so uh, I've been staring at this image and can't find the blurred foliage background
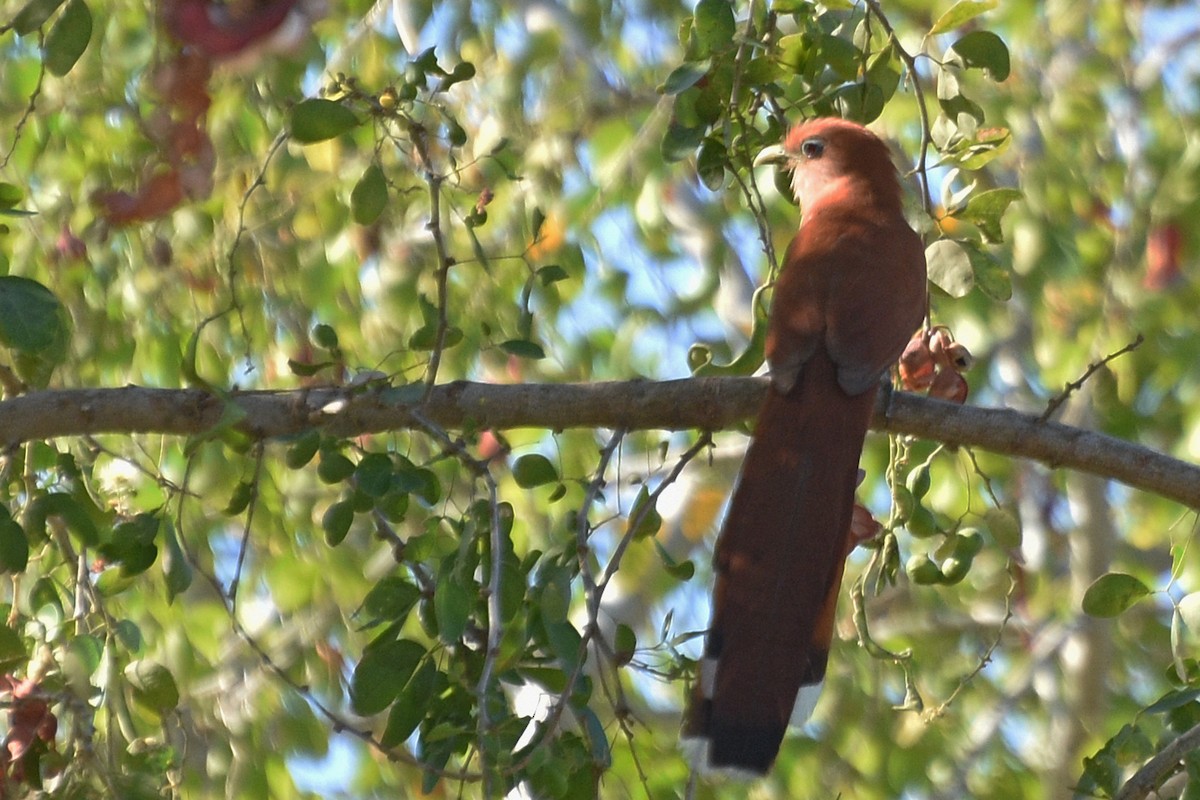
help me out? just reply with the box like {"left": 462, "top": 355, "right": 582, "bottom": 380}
{"left": 1, "top": 0, "right": 1200, "bottom": 798}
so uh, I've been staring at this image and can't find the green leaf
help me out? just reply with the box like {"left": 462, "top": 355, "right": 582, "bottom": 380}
{"left": 613, "top": 623, "right": 636, "bottom": 666}
{"left": 290, "top": 99, "right": 359, "bottom": 144}
{"left": 1082, "top": 573, "right": 1151, "bottom": 618}
{"left": 928, "top": 0, "right": 998, "bottom": 36}
{"left": 654, "top": 539, "right": 695, "bottom": 581}
{"left": 285, "top": 431, "right": 322, "bottom": 469}
{"left": 1144, "top": 688, "right": 1200, "bottom": 716}
{"left": 0, "top": 627, "right": 27, "bottom": 672}
{"left": 408, "top": 323, "right": 463, "bottom": 350}
{"left": 94, "top": 568, "right": 136, "bottom": 596}
{"left": 0, "top": 275, "right": 71, "bottom": 356}
{"left": 160, "top": 518, "right": 192, "bottom": 603}
{"left": 696, "top": 137, "right": 726, "bottom": 191}
{"left": 627, "top": 486, "right": 662, "bottom": 538}
{"left": 65, "top": 634, "right": 102, "bottom": 681}
{"left": 381, "top": 659, "right": 437, "bottom": 746}
{"left": 956, "top": 126, "right": 1012, "bottom": 170}
{"left": 312, "top": 323, "right": 339, "bottom": 349}
{"left": 693, "top": 0, "right": 735, "bottom": 55}
{"left": 224, "top": 480, "right": 254, "bottom": 515}
{"left": 43, "top": 0, "right": 91, "bottom": 77}
{"left": 500, "top": 339, "right": 546, "bottom": 360}
{"left": 513, "top": 454, "right": 558, "bottom": 488}
{"left": 433, "top": 577, "right": 471, "bottom": 643}
{"left": 690, "top": 285, "right": 768, "bottom": 376}
{"left": 538, "top": 265, "right": 569, "bottom": 285}
{"left": 968, "top": 245, "right": 1012, "bottom": 301}
{"left": 125, "top": 660, "right": 180, "bottom": 714}
{"left": 102, "top": 514, "right": 160, "bottom": 576}
{"left": 0, "top": 519, "right": 28, "bottom": 573}
{"left": 579, "top": 706, "right": 612, "bottom": 768}
{"left": 543, "top": 619, "right": 582, "bottom": 671}
{"left": 949, "top": 30, "right": 1010, "bottom": 81}
{"left": 662, "top": 60, "right": 711, "bottom": 95}
{"left": 322, "top": 501, "right": 354, "bottom": 546}
{"left": 12, "top": 0, "right": 66, "bottom": 34}
{"left": 361, "top": 576, "right": 421, "bottom": 624}
{"left": 440, "top": 61, "right": 475, "bottom": 90}
{"left": 351, "top": 164, "right": 388, "bottom": 225}
{"left": 818, "top": 33, "right": 860, "bottom": 81}
{"left": 865, "top": 43, "right": 902, "bottom": 105}
{"left": 350, "top": 638, "right": 424, "bottom": 715}
{"left": 27, "top": 492, "right": 99, "bottom": 547}
{"left": 538, "top": 566, "right": 572, "bottom": 624}
{"left": 925, "top": 239, "right": 974, "bottom": 298}
{"left": 355, "top": 453, "right": 394, "bottom": 498}
{"left": 317, "top": 450, "right": 356, "bottom": 484}
{"left": 984, "top": 507, "right": 1021, "bottom": 548}
{"left": 661, "top": 121, "right": 705, "bottom": 163}
{"left": 0, "top": 183, "right": 23, "bottom": 210}
{"left": 1177, "top": 592, "right": 1200, "bottom": 640}
{"left": 960, "top": 187, "right": 1022, "bottom": 242}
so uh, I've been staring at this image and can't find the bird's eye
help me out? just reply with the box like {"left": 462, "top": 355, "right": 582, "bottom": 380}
{"left": 800, "top": 138, "right": 825, "bottom": 159}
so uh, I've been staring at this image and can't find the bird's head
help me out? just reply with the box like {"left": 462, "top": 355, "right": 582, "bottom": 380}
{"left": 754, "top": 118, "right": 903, "bottom": 211}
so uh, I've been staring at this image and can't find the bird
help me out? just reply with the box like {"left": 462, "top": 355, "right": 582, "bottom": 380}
{"left": 681, "top": 118, "right": 928, "bottom": 775}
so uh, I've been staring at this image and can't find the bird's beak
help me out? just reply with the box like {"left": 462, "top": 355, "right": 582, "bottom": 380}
{"left": 753, "top": 144, "right": 789, "bottom": 168}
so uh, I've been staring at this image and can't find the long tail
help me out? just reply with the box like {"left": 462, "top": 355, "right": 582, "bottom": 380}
{"left": 682, "top": 347, "right": 876, "bottom": 774}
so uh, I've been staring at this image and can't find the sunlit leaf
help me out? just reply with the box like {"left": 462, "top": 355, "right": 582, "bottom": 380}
{"left": 125, "top": 660, "right": 180, "bottom": 714}
{"left": 1082, "top": 573, "right": 1151, "bottom": 618}
{"left": 959, "top": 187, "right": 1022, "bottom": 242}
{"left": 928, "top": 0, "right": 998, "bottom": 35}
{"left": 0, "top": 183, "right": 23, "bottom": 209}
{"left": 290, "top": 98, "right": 359, "bottom": 143}
{"left": 925, "top": 239, "right": 975, "bottom": 298}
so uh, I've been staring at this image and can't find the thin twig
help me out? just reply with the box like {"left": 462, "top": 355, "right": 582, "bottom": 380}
{"left": 595, "top": 433, "right": 713, "bottom": 596}
{"left": 228, "top": 440, "right": 265, "bottom": 611}
{"left": 0, "top": 58, "right": 44, "bottom": 169}
{"left": 226, "top": 131, "right": 289, "bottom": 351}
{"left": 1040, "top": 333, "right": 1144, "bottom": 422}
{"left": 578, "top": 431, "right": 628, "bottom": 601}
{"left": 407, "top": 124, "right": 456, "bottom": 401}
{"left": 923, "top": 558, "right": 1018, "bottom": 720}
{"left": 862, "top": 0, "right": 933, "bottom": 212}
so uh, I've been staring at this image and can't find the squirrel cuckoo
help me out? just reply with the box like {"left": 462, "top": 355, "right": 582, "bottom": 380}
{"left": 681, "top": 118, "right": 927, "bottom": 775}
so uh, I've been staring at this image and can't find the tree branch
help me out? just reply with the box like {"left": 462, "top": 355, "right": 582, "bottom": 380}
{"left": 1116, "top": 720, "right": 1200, "bottom": 800}
{"left": 2, "top": 378, "right": 1198, "bottom": 508}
